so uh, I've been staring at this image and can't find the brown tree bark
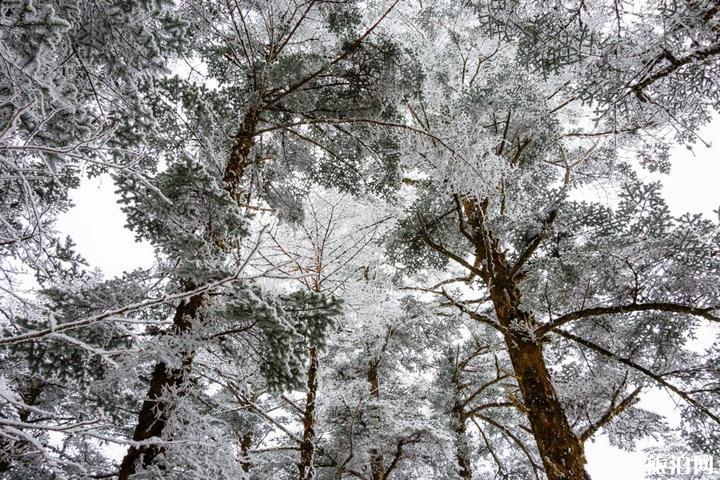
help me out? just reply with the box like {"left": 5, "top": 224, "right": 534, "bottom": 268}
{"left": 454, "top": 409, "right": 473, "bottom": 480}
{"left": 117, "top": 294, "right": 203, "bottom": 479}
{"left": 239, "top": 431, "right": 253, "bottom": 473}
{"left": 462, "top": 201, "right": 589, "bottom": 480}
{"left": 488, "top": 264, "right": 587, "bottom": 479}
{"left": 298, "top": 346, "right": 320, "bottom": 480}
{"left": 223, "top": 105, "right": 262, "bottom": 201}
{"left": 502, "top": 331, "right": 587, "bottom": 480}
{"left": 118, "top": 106, "right": 260, "bottom": 478}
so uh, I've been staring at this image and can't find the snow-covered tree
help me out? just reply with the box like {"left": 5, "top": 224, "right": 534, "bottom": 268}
{"left": 1, "top": 0, "right": 719, "bottom": 478}
{"left": 388, "top": 1, "right": 720, "bottom": 478}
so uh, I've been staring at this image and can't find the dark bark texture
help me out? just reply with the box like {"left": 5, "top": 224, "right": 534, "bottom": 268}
{"left": 462, "top": 201, "right": 589, "bottom": 480}
{"left": 451, "top": 371, "right": 473, "bottom": 480}
{"left": 117, "top": 294, "right": 203, "bottom": 479}
{"left": 0, "top": 377, "right": 45, "bottom": 473}
{"left": 239, "top": 431, "right": 253, "bottom": 473}
{"left": 299, "top": 346, "right": 320, "bottom": 480}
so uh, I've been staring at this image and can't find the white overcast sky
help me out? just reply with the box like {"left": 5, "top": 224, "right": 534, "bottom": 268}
{"left": 55, "top": 119, "right": 719, "bottom": 479}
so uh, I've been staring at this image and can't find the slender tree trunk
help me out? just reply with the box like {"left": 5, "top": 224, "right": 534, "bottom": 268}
{"left": 239, "top": 431, "right": 253, "bottom": 473}
{"left": 298, "top": 346, "right": 320, "bottom": 480}
{"left": 118, "top": 106, "right": 261, "bottom": 478}
{"left": 450, "top": 372, "right": 472, "bottom": 480}
{"left": 367, "top": 361, "right": 385, "bottom": 480}
{"left": 463, "top": 202, "right": 589, "bottom": 480}
{"left": 453, "top": 407, "right": 473, "bottom": 480}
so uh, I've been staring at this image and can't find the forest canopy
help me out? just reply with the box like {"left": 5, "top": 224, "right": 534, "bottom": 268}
{"left": 1, "top": 0, "right": 719, "bottom": 479}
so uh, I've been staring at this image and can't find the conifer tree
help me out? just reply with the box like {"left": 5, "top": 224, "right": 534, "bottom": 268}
{"left": 1, "top": 0, "right": 719, "bottom": 479}
{"left": 389, "top": 1, "right": 720, "bottom": 478}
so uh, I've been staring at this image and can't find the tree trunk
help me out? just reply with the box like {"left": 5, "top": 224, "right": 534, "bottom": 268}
{"left": 118, "top": 294, "right": 202, "bottom": 479}
{"left": 451, "top": 372, "right": 472, "bottom": 480}
{"left": 118, "top": 105, "right": 260, "bottom": 478}
{"left": 463, "top": 201, "right": 589, "bottom": 480}
{"left": 298, "top": 346, "right": 319, "bottom": 480}
{"left": 239, "top": 431, "right": 253, "bottom": 473}
{"left": 224, "top": 105, "right": 262, "bottom": 201}
{"left": 367, "top": 361, "right": 385, "bottom": 480}
{"left": 486, "top": 270, "right": 588, "bottom": 479}
{"left": 454, "top": 409, "right": 473, "bottom": 480}
{"left": 502, "top": 328, "right": 588, "bottom": 480}
{"left": 488, "top": 259, "right": 588, "bottom": 480}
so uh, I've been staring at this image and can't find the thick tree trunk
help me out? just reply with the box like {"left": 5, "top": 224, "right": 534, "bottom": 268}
{"left": 118, "top": 105, "right": 260, "bottom": 478}
{"left": 367, "top": 361, "right": 385, "bottom": 480}
{"left": 486, "top": 265, "right": 587, "bottom": 479}
{"left": 118, "top": 294, "right": 203, "bottom": 479}
{"left": 298, "top": 346, "right": 319, "bottom": 480}
{"left": 462, "top": 201, "right": 589, "bottom": 480}
{"left": 224, "top": 105, "right": 262, "bottom": 201}
{"left": 487, "top": 261, "right": 588, "bottom": 480}
{"left": 503, "top": 332, "right": 587, "bottom": 480}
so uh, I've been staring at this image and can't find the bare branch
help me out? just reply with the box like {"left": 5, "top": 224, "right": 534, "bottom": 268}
{"left": 579, "top": 386, "right": 642, "bottom": 442}
{"left": 510, "top": 209, "right": 557, "bottom": 279}
{"left": 555, "top": 329, "right": 720, "bottom": 426}
{"left": 537, "top": 302, "right": 720, "bottom": 337}
{"left": 631, "top": 42, "right": 720, "bottom": 99}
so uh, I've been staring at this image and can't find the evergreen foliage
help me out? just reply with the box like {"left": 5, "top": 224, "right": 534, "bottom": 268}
{"left": 1, "top": 0, "right": 719, "bottom": 479}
